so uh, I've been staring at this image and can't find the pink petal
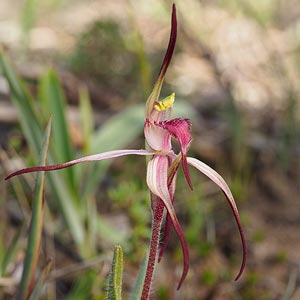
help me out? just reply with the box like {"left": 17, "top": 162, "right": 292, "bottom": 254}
{"left": 145, "top": 4, "right": 177, "bottom": 119}
{"left": 159, "top": 156, "right": 180, "bottom": 261}
{"left": 147, "top": 155, "right": 189, "bottom": 289}
{"left": 144, "top": 120, "right": 172, "bottom": 151}
{"left": 5, "top": 149, "right": 154, "bottom": 180}
{"left": 147, "top": 155, "right": 170, "bottom": 201}
{"left": 160, "top": 118, "right": 193, "bottom": 189}
{"left": 187, "top": 157, "right": 247, "bottom": 280}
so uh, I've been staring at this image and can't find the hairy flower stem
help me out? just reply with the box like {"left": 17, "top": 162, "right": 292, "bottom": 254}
{"left": 141, "top": 199, "right": 165, "bottom": 300}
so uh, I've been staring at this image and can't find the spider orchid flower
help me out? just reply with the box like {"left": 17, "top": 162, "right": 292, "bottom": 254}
{"left": 5, "top": 4, "right": 246, "bottom": 296}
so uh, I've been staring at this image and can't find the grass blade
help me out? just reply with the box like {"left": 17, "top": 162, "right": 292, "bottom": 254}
{"left": 129, "top": 257, "right": 147, "bottom": 300}
{"left": 79, "top": 86, "right": 94, "bottom": 154}
{"left": 0, "top": 51, "right": 43, "bottom": 153}
{"left": 106, "top": 245, "right": 123, "bottom": 300}
{"left": 16, "top": 116, "right": 52, "bottom": 300}
{"left": 39, "top": 69, "right": 76, "bottom": 191}
{"left": 1, "top": 225, "right": 23, "bottom": 276}
{"left": 30, "top": 259, "right": 53, "bottom": 300}
{"left": 79, "top": 88, "right": 97, "bottom": 253}
{"left": 1, "top": 52, "right": 84, "bottom": 250}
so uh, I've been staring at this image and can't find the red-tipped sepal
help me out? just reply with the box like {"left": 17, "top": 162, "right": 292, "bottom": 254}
{"left": 187, "top": 157, "right": 247, "bottom": 280}
{"left": 5, "top": 149, "right": 154, "bottom": 180}
{"left": 147, "top": 155, "right": 189, "bottom": 289}
{"left": 145, "top": 4, "right": 177, "bottom": 118}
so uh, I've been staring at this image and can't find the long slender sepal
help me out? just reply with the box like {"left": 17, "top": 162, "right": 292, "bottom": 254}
{"left": 145, "top": 4, "right": 177, "bottom": 118}
{"left": 187, "top": 157, "right": 247, "bottom": 280}
{"left": 5, "top": 149, "right": 154, "bottom": 180}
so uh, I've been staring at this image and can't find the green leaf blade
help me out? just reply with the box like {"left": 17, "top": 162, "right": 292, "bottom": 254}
{"left": 106, "top": 245, "right": 123, "bottom": 300}
{"left": 39, "top": 69, "right": 76, "bottom": 191}
{"left": 129, "top": 257, "right": 147, "bottom": 300}
{"left": 0, "top": 52, "right": 43, "bottom": 154}
{"left": 16, "top": 116, "right": 52, "bottom": 300}
{"left": 1, "top": 53, "right": 85, "bottom": 251}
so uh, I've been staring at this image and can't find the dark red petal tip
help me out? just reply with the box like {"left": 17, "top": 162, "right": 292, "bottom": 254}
{"left": 182, "top": 155, "right": 193, "bottom": 190}
{"left": 5, "top": 164, "right": 71, "bottom": 180}
{"left": 145, "top": 3, "right": 177, "bottom": 117}
{"left": 234, "top": 225, "right": 247, "bottom": 281}
{"left": 157, "top": 3, "right": 177, "bottom": 80}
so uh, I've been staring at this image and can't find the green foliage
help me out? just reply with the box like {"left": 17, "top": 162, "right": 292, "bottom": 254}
{"left": 252, "top": 230, "right": 266, "bottom": 243}
{"left": 0, "top": 52, "right": 145, "bottom": 259}
{"left": 274, "top": 251, "right": 288, "bottom": 263}
{"left": 201, "top": 270, "right": 218, "bottom": 286}
{"left": 240, "top": 272, "right": 271, "bottom": 300}
{"left": 109, "top": 181, "right": 150, "bottom": 256}
{"left": 0, "top": 52, "right": 85, "bottom": 249}
{"left": 177, "top": 176, "right": 213, "bottom": 256}
{"left": 68, "top": 269, "right": 100, "bottom": 300}
{"left": 157, "top": 286, "right": 168, "bottom": 300}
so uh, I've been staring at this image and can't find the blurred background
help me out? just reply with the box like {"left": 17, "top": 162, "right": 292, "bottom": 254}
{"left": 1, "top": 0, "right": 300, "bottom": 299}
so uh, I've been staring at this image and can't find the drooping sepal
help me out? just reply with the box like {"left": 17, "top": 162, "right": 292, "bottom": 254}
{"left": 146, "top": 155, "right": 189, "bottom": 289}
{"left": 187, "top": 157, "right": 247, "bottom": 280}
{"left": 5, "top": 149, "right": 154, "bottom": 180}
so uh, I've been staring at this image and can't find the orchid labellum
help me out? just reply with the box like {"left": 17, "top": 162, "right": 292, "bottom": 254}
{"left": 5, "top": 4, "right": 246, "bottom": 299}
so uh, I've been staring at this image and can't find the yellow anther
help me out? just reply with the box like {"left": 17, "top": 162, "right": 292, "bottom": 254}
{"left": 154, "top": 92, "right": 175, "bottom": 111}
